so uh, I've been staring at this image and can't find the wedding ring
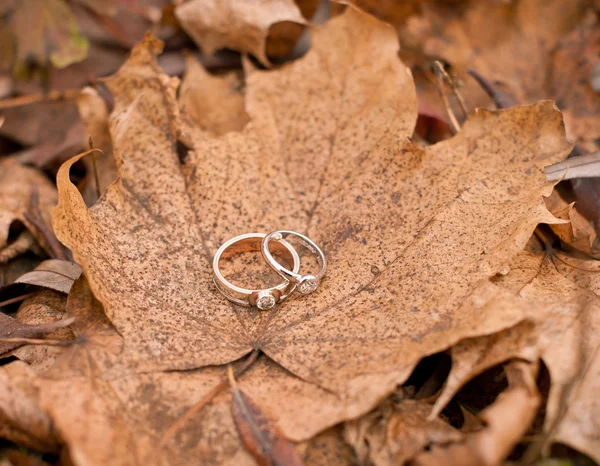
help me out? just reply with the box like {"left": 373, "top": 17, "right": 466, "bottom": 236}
{"left": 212, "top": 233, "right": 300, "bottom": 310}
{"left": 261, "top": 230, "right": 327, "bottom": 295}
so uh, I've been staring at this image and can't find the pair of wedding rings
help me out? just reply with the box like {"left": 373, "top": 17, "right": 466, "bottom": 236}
{"left": 212, "top": 230, "right": 326, "bottom": 310}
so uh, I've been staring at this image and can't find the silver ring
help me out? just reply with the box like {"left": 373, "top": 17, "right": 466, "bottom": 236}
{"left": 212, "top": 233, "right": 300, "bottom": 310}
{"left": 261, "top": 230, "right": 327, "bottom": 295}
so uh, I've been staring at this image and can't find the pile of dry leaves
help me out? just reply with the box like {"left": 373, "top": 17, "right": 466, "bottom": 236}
{"left": 0, "top": 1, "right": 599, "bottom": 465}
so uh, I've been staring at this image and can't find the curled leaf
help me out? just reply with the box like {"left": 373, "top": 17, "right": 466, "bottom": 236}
{"left": 175, "top": 0, "right": 307, "bottom": 66}
{"left": 15, "top": 259, "right": 82, "bottom": 294}
{"left": 229, "top": 367, "right": 305, "bottom": 466}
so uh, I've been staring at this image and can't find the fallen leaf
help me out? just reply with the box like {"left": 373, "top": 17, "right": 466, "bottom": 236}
{"left": 0, "top": 230, "right": 36, "bottom": 264}
{"left": 414, "top": 361, "right": 541, "bottom": 466}
{"left": 344, "top": 397, "right": 462, "bottom": 466}
{"left": 16, "top": 120, "right": 86, "bottom": 169}
{"left": 14, "top": 259, "right": 82, "bottom": 294}
{"left": 0, "top": 361, "right": 60, "bottom": 453}
{"left": 548, "top": 13, "right": 600, "bottom": 154}
{"left": 0, "top": 101, "right": 81, "bottom": 148}
{"left": 428, "top": 237, "right": 600, "bottom": 463}
{"left": 426, "top": 0, "right": 599, "bottom": 149}
{"left": 544, "top": 190, "right": 599, "bottom": 257}
{"left": 551, "top": 346, "right": 600, "bottom": 464}
{"left": 0, "top": 307, "right": 73, "bottom": 355}
{"left": 179, "top": 54, "right": 249, "bottom": 136}
{"left": 10, "top": 289, "right": 73, "bottom": 372}
{"left": 302, "top": 427, "right": 355, "bottom": 466}
{"left": 0, "top": 254, "right": 41, "bottom": 289}
{"left": 175, "top": 0, "right": 307, "bottom": 66}
{"left": 51, "top": 7, "right": 573, "bottom": 454}
{"left": 229, "top": 366, "right": 305, "bottom": 466}
{"left": 0, "top": 0, "right": 89, "bottom": 75}
{"left": 0, "top": 158, "right": 59, "bottom": 261}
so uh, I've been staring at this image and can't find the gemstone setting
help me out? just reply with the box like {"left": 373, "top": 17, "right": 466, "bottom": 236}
{"left": 256, "top": 291, "right": 277, "bottom": 310}
{"left": 298, "top": 276, "right": 318, "bottom": 295}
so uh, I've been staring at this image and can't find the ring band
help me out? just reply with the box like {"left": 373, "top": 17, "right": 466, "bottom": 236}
{"left": 212, "top": 233, "right": 300, "bottom": 310}
{"left": 261, "top": 230, "right": 327, "bottom": 295}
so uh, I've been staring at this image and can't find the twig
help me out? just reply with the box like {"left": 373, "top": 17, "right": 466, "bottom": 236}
{"left": 434, "top": 61, "right": 468, "bottom": 119}
{"left": 161, "top": 349, "right": 260, "bottom": 445}
{"left": 0, "top": 293, "right": 37, "bottom": 308}
{"left": 0, "top": 337, "right": 75, "bottom": 346}
{"left": 432, "top": 61, "right": 462, "bottom": 133}
{"left": 89, "top": 137, "right": 102, "bottom": 199}
{"left": 0, "top": 89, "right": 80, "bottom": 110}
{"left": 467, "top": 68, "right": 516, "bottom": 109}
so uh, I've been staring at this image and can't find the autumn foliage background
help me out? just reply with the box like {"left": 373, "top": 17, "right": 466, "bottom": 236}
{"left": 0, "top": 1, "right": 600, "bottom": 465}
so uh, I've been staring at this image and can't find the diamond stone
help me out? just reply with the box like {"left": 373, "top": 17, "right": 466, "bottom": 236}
{"left": 298, "top": 277, "right": 318, "bottom": 295}
{"left": 256, "top": 292, "right": 276, "bottom": 310}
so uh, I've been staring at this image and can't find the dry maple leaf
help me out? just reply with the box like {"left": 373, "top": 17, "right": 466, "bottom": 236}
{"left": 175, "top": 0, "right": 309, "bottom": 66}
{"left": 54, "top": 0, "right": 570, "bottom": 437}
{"left": 48, "top": 6, "right": 575, "bottom": 464}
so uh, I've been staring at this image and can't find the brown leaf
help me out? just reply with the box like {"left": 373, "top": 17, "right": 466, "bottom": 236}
{"left": 544, "top": 190, "right": 599, "bottom": 257}
{"left": 14, "top": 259, "right": 82, "bottom": 294}
{"left": 0, "top": 307, "right": 73, "bottom": 356}
{"left": 0, "top": 100, "right": 81, "bottom": 148}
{"left": 552, "top": 347, "right": 600, "bottom": 463}
{"left": 0, "top": 158, "right": 58, "bottom": 260}
{"left": 50, "top": 7, "right": 574, "bottom": 451}
{"left": 229, "top": 367, "right": 305, "bottom": 466}
{"left": 175, "top": 0, "right": 307, "bottom": 66}
{"left": 0, "top": 360, "right": 60, "bottom": 452}
{"left": 414, "top": 361, "right": 541, "bottom": 466}
{"left": 430, "top": 1, "right": 599, "bottom": 150}
{"left": 0, "top": 0, "right": 88, "bottom": 75}
{"left": 16, "top": 120, "right": 86, "bottom": 169}
{"left": 179, "top": 54, "right": 249, "bottom": 136}
{"left": 0, "top": 231, "right": 36, "bottom": 264}
{"left": 549, "top": 13, "right": 600, "bottom": 154}
{"left": 345, "top": 398, "right": 462, "bottom": 466}
{"left": 429, "top": 239, "right": 600, "bottom": 463}
{"left": 10, "top": 289, "right": 73, "bottom": 372}
{"left": 302, "top": 427, "right": 356, "bottom": 466}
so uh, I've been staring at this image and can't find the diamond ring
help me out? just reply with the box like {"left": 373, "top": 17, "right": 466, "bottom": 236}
{"left": 212, "top": 233, "right": 300, "bottom": 310}
{"left": 261, "top": 230, "right": 327, "bottom": 295}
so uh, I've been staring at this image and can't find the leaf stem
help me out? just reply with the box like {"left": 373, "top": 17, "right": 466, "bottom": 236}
{"left": 89, "top": 137, "right": 102, "bottom": 200}
{"left": 0, "top": 337, "right": 74, "bottom": 346}
{"left": 432, "top": 61, "right": 463, "bottom": 133}
{"left": 0, "top": 293, "right": 37, "bottom": 308}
